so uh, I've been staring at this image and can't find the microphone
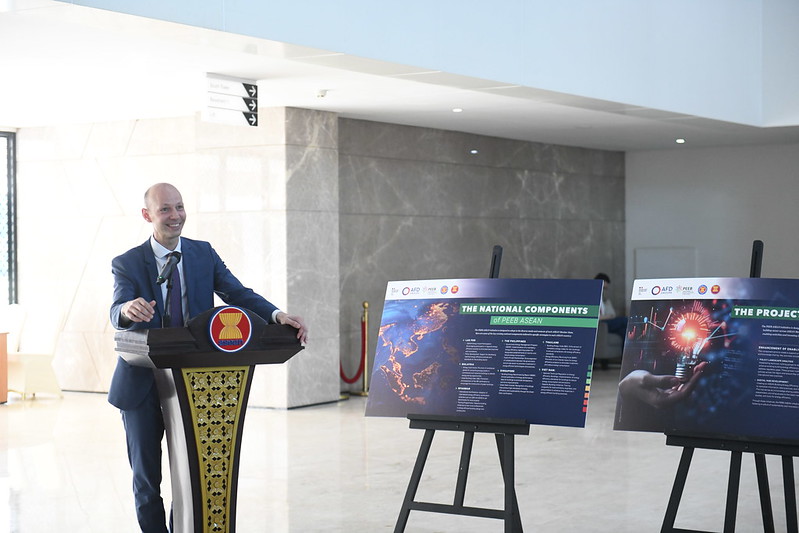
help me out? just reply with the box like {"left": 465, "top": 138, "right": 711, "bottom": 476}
{"left": 156, "top": 252, "right": 182, "bottom": 285}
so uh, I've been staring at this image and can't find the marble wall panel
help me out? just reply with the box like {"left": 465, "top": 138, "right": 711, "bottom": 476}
{"left": 192, "top": 211, "right": 288, "bottom": 307}
{"left": 126, "top": 116, "right": 197, "bottom": 156}
{"left": 340, "top": 156, "right": 536, "bottom": 218}
{"left": 285, "top": 144, "right": 338, "bottom": 212}
{"left": 338, "top": 119, "right": 625, "bottom": 389}
{"left": 193, "top": 147, "right": 287, "bottom": 214}
{"left": 52, "top": 331, "right": 114, "bottom": 393}
{"left": 250, "top": 357, "right": 288, "bottom": 407}
{"left": 284, "top": 107, "right": 338, "bottom": 150}
{"left": 339, "top": 158, "right": 607, "bottom": 222}
{"left": 339, "top": 118, "right": 622, "bottom": 177}
{"left": 340, "top": 119, "right": 544, "bottom": 169}
{"left": 587, "top": 174, "right": 626, "bottom": 222}
{"left": 81, "top": 121, "right": 139, "bottom": 159}
{"left": 16, "top": 123, "right": 95, "bottom": 161}
{"left": 283, "top": 108, "right": 340, "bottom": 408}
{"left": 287, "top": 335, "right": 339, "bottom": 408}
{"left": 285, "top": 210, "right": 338, "bottom": 333}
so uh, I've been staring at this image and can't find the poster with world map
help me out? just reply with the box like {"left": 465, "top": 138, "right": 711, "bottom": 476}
{"left": 365, "top": 278, "right": 603, "bottom": 427}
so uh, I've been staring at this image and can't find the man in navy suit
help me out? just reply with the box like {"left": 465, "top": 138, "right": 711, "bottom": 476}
{"left": 109, "top": 183, "right": 308, "bottom": 532}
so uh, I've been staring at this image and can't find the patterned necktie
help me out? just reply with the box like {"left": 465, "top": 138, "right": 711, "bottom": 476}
{"left": 168, "top": 254, "right": 184, "bottom": 328}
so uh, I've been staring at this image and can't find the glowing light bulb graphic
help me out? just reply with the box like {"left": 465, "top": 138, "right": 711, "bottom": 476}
{"left": 675, "top": 341, "right": 705, "bottom": 382}
{"left": 667, "top": 303, "right": 714, "bottom": 383}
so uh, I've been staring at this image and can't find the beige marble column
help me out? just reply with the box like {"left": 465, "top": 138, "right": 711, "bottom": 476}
{"left": 247, "top": 107, "right": 341, "bottom": 408}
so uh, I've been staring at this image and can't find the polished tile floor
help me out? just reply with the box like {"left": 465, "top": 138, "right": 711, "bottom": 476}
{"left": 1, "top": 367, "right": 796, "bottom": 532}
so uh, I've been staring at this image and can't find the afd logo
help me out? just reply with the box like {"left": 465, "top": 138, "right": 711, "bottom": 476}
{"left": 652, "top": 286, "right": 675, "bottom": 295}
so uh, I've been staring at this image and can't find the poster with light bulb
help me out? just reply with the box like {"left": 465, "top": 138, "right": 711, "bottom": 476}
{"left": 614, "top": 277, "right": 799, "bottom": 444}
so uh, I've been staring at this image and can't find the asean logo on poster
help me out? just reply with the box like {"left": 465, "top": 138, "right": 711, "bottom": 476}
{"left": 209, "top": 306, "right": 252, "bottom": 352}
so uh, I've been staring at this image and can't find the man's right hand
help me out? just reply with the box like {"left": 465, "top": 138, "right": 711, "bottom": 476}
{"left": 121, "top": 298, "right": 157, "bottom": 324}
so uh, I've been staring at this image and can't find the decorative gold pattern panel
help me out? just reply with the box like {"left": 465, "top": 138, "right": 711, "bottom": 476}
{"left": 182, "top": 366, "right": 250, "bottom": 533}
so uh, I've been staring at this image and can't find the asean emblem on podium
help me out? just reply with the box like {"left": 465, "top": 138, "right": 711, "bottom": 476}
{"left": 209, "top": 306, "right": 252, "bottom": 352}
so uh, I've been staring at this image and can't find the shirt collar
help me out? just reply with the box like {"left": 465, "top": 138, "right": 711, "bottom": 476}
{"left": 149, "top": 236, "right": 182, "bottom": 260}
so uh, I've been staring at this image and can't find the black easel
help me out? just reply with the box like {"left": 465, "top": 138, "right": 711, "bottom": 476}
{"left": 393, "top": 415, "right": 528, "bottom": 533}
{"left": 393, "top": 245, "right": 528, "bottom": 533}
{"left": 661, "top": 240, "right": 799, "bottom": 533}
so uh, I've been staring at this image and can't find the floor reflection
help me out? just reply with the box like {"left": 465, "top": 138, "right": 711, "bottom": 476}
{"left": 1, "top": 369, "right": 796, "bottom": 532}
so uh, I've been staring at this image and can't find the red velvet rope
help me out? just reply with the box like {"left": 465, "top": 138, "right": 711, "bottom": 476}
{"left": 340, "top": 317, "right": 366, "bottom": 384}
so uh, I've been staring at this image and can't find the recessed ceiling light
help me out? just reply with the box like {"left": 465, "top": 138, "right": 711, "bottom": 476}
{"left": 470, "top": 149, "right": 479, "bottom": 154}
{"left": 452, "top": 108, "right": 463, "bottom": 113}
{"left": 676, "top": 138, "right": 686, "bottom": 144}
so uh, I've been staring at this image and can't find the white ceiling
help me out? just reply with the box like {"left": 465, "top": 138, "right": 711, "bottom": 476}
{"left": 3, "top": 0, "right": 799, "bottom": 151}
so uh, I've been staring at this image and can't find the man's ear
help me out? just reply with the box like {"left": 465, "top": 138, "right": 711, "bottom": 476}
{"left": 141, "top": 207, "right": 152, "bottom": 222}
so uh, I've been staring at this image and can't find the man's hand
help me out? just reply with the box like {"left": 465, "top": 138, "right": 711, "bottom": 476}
{"left": 121, "top": 298, "right": 157, "bottom": 324}
{"left": 276, "top": 311, "right": 309, "bottom": 344}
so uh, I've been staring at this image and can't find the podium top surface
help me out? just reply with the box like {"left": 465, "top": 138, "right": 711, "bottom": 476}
{"left": 114, "top": 306, "right": 304, "bottom": 369}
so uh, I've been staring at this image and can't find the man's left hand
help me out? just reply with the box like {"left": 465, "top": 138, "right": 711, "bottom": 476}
{"left": 276, "top": 311, "right": 309, "bottom": 344}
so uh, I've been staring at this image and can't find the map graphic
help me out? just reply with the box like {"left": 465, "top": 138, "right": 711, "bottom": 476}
{"left": 366, "top": 278, "right": 603, "bottom": 428}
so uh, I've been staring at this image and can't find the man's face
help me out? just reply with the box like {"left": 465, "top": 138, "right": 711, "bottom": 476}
{"left": 142, "top": 185, "right": 186, "bottom": 249}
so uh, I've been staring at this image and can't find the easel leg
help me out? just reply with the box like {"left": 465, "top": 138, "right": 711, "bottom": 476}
{"left": 661, "top": 446, "right": 694, "bottom": 532}
{"left": 754, "top": 453, "right": 775, "bottom": 533}
{"left": 454, "top": 432, "right": 474, "bottom": 506}
{"left": 723, "top": 451, "right": 742, "bottom": 533}
{"left": 394, "top": 428, "right": 436, "bottom": 533}
{"left": 496, "top": 434, "right": 523, "bottom": 533}
{"left": 783, "top": 456, "right": 798, "bottom": 533}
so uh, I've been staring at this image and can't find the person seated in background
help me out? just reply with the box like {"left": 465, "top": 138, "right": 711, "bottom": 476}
{"left": 594, "top": 272, "right": 628, "bottom": 338}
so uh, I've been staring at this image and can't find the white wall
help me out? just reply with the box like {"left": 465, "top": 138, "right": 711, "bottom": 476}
{"left": 763, "top": 0, "right": 799, "bottom": 125}
{"left": 626, "top": 143, "right": 799, "bottom": 303}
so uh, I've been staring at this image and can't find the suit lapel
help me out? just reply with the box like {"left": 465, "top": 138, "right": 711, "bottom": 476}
{"left": 181, "top": 238, "right": 200, "bottom": 318}
{"left": 140, "top": 240, "right": 164, "bottom": 317}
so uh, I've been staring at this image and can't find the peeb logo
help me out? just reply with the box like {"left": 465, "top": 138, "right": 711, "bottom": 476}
{"left": 209, "top": 306, "right": 252, "bottom": 353}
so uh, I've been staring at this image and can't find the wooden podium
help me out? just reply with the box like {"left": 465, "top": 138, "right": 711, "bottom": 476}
{"left": 114, "top": 306, "right": 304, "bottom": 533}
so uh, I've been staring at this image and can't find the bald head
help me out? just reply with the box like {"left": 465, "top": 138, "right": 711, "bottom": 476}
{"left": 142, "top": 183, "right": 185, "bottom": 250}
{"left": 144, "top": 183, "right": 181, "bottom": 210}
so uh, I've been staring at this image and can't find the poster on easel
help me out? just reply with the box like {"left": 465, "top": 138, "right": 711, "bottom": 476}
{"left": 614, "top": 277, "right": 799, "bottom": 443}
{"left": 364, "top": 278, "right": 603, "bottom": 428}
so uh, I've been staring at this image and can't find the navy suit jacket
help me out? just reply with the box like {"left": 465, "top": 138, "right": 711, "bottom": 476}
{"left": 108, "top": 237, "right": 278, "bottom": 410}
